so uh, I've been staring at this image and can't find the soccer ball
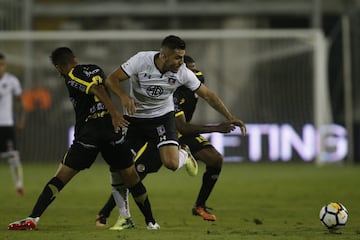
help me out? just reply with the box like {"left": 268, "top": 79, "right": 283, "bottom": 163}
{"left": 319, "top": 202, "right": 348, "bottom": 230}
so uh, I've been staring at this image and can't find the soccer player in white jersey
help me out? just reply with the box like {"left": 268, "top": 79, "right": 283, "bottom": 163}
{"left": 106, "top": 35, "right": 246, "bottom": 177}
{"left": 0, "top": 53, "right": 26, "bottom": 196}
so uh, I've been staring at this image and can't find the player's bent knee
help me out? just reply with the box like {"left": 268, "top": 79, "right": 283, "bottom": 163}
{"left": 197, "top": 148, "right": 223, "bottom": 168}
{"left": 162, "top": 160, "right": 178, "bottom": 171}
{"left": 117, "top": 167, "right": 141, "bottom": 187}
{"left": 110, "top": 171, "right": 125, "bottom": 186}
{"left": 212, "top": 154, "right": 223, "bottom": 167}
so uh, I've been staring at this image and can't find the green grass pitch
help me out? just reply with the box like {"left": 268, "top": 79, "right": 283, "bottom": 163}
{"left": 1, "top": 161, "right": 359, "bottom": 240}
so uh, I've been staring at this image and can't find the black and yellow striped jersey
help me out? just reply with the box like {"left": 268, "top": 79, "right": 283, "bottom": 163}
{"left": 64, "top": 64, "right": 109, "bottom": 129}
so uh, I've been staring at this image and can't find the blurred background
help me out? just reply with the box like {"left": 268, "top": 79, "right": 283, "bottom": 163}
{"left": 1, "top": 0, "right": 359, "bottom": 164}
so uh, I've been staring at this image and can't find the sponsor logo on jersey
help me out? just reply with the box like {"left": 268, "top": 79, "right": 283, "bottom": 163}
{"left": 146, "top": 86, "right": 163, "bottom": 97}
{"left": 68, "top": 80, "right": 87, "bottom": 92}
{"left": 83, "top": 68, "right": 100, "bottom": 77}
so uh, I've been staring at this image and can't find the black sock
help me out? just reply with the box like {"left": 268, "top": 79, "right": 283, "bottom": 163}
{"left": 129, "top": 181, "right": 155, "bottom": 224}
{"left": 195, "top": 167, "right": 221, "bottom": 207}
{"left": 29, "top": 177, "right": 65, "bottom": 218}
{"left": 98, "top": 194, "right": 116, "bottom": 218}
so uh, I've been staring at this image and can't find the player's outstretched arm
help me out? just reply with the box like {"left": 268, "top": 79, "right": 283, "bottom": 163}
{"left": 195, "top": 84, "right": 247, "bottom": 136}
{"left": 175, "top": 113, "right": 235, "bottom": 135}
{"left": 105, "top": 67, "right": 136, "bottom": 116}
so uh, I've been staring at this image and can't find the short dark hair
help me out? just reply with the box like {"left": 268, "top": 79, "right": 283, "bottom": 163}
{"left": 50, "top": 47, "right": 75, "bottom": 66}
{"left": 0, "top": 53, "right": 5, "bottom": 60}
{"left": 184, "top": 55, "right": 195, "bottom": 64}
{"left": 161, "top": 35, "right": 186, "bottom": 50}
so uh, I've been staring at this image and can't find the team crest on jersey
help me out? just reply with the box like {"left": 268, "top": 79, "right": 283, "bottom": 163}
{"left": 168, "top": 77, "right": 177, "bottom": 85}
{"left": 146, "top": 86, "right": 163, "bottom": 97}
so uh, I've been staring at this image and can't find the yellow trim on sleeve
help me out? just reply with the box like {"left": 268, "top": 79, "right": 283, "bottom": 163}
{"left": 68, "top": 68, "right": 96, "bottom": 94}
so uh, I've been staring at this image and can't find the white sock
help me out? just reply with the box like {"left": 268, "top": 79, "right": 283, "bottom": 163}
{"left": 112, "top": 187, "right": 131, "bottom": 218}
{"left": 6, "top": 151, "right": 23, "bottom": 189}
{"left": 177, "top": 148, "right": 188, "bottom": 170}
{"left": 110, "top": 172, "right": 131, "bottom": 218}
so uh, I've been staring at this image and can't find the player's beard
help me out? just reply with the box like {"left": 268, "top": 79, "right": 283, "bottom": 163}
{"left": 169, "top": 64, "right": 181, "bottom": 73}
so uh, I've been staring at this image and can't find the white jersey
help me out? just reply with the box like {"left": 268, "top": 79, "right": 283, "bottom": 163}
{"left": 0, "top": 72, "right": 22, "bottom": 126}
{"left": 121, "top": 51, "right": 201, "bottom": 118}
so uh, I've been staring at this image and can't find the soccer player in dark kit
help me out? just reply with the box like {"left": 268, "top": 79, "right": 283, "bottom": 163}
{"left": 8, "top": 47, "right": 157, "bottom": 230}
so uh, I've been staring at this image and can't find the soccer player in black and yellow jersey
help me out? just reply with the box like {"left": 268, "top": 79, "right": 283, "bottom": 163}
{"left": 8, "top": 47, "right": 157, "bottom": 230}
{"left": 174, "top": 55, "right": 237, "bottom": 221}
